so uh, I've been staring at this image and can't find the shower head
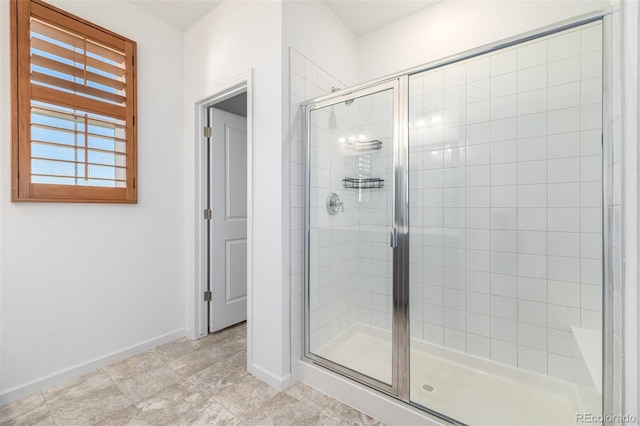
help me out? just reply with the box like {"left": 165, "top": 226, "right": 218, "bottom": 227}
{"left": 331, "top": 86, "right": 354, "bottom": 106}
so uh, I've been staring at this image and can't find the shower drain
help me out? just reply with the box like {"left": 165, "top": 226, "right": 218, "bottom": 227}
{"left": 422, "top": 383, "right": 437, "bottom": 393}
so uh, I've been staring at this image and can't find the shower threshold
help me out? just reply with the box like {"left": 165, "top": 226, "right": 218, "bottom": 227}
{"left": 315, "top": 324, "right": 601, "bottom": 426}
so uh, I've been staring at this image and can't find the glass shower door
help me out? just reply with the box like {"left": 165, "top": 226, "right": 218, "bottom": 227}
{"left": 305, "top": 82, "right": 400, "bottom": 391}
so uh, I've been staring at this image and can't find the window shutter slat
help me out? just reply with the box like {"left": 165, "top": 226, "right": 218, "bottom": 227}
{"left": 32, "top": 85, "right": 126, "bottom": 119}
{"left": 32, "top": 140, "right": 127, "bottom": 158}
{"left": 31, "top": 157, "right": 127, "bottom": 171}
{"left": 32, "top": 104, "right": 126, "bottom": 130}
{"left": 30, "top": 19, "right": 126, "bottom": 64}
{"left": 31, "top": 54, "right": 127, "bottom": 92}
{"left": 31, "top": 72, "right": 127, "bottom": 105}
{"left": 32, "top": 126, "right": 127, "bottom": 152}
{"left": 31, "top": 38, "right": 126, "bottom": 78}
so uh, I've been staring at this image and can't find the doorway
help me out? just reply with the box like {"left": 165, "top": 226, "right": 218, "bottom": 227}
{"left": 205, "top": 97, "right": 247, "bottom": 333}
{"left": 205, "top": 92, "right": 248, "bottom": 333}
{"left": 191, "top": 73, "right": 253, "bottom": 372}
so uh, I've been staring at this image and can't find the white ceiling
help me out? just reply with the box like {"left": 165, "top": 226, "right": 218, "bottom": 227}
{"left": 324, "top": 0, "right": 440, "bottom": 36}
{"left": 129, "top": 0, "right": 223, "bottom": 31}
{"left": 129, "top": 0, "right": 440, "bottom": 35}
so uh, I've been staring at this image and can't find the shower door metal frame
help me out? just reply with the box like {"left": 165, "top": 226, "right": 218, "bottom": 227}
{"left": 302, "top": 9, "right": 614, "bottom": 425}
{"left": 302, "top": 78, "right": 410, "bottom": 398}
{"left": 601, "top": 12, "right": 615, "bottom": 421}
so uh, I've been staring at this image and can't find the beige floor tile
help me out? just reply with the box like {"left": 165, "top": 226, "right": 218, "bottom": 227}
{"left": 44, "top": 371, "right": 132, "bottom": 426}
{"left": 316, "top": 414, "right": 348, "bottom": 426}
{"left": 211, "top": 322, "right": 246, "bottom": 339}
{"left": 0, "top": 392, "right": 54, "bottom": 426}
{"left": 95, "top": 406, "right": 141, "bottom": 425}
{"left": 96, "top": 382, "right": 243, "bottom": 426}
{"left": 3, "top": 321, "right": 382, "bottom": 426}
{"left": 321, "top": 399, "right": 383, "bottom": 426}
{"left": 149, "top": 337, "right": 207, "bottom": 363}
{"left": 171, "top": 397, "right": 241, "bottom": 426}
{"left": 155, "top": 324, "right": 245, "bottom": 379}
{"left": 104, "top": 352, "right": 184, "bottom": 404}
{"left": 187, "top": 351, "right": 246, "bottom": 394}
{"left": 243, "top": 393, "right": 322, "bottom": 426}
{"left": 197, "top": 323, "right": 244, "bottom": 347}
{"left": 200, "top": 330, "right": 246, "bottom": 355}
{"left": 286, "top": 382, "right": 384, "bottom": 425}
{"left": 210, "top": 372, "right": 279, "bottom": 419}
{"left": 164, "top": 345, "right": 229, "bottom": 378}
{"left": 149, "top": 322, "right": 245, "bottom": 365}
{"left": 135, "top": 382, "right": 208, "bottom": 421}
{"left": 43, "top": 370, "right": 114, "bottom": 402}
{"left": 284, "top": 382, "right": 334, "bottom": 412}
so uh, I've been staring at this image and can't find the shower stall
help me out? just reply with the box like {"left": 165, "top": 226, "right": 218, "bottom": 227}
{"left": 303, "top": 14, "right": 611, "bottom": 426}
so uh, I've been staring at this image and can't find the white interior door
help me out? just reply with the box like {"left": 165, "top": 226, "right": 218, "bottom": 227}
{"left": 209, "top": 107, "right": 248, "bottom": 332}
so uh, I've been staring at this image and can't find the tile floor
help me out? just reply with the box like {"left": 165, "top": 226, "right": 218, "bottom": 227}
{"left": 1, "top": 323, "right": 384, "bottom": 426}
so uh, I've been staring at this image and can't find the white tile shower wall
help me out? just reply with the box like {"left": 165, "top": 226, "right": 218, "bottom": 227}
{"left": 293, "top": 46, "right": 396, "bottom": 360}
{"left": 289, "top": 48, "right": 350, "bottom": 368}
{"left": 307, "top": 102, "right": 360, "bottom": 351}
{"left": 350, "top": 90, "right": 394, "bottom": 333}
{"left": 409, "top": 22, "right": 603, "bottom": 387}
{"left": 307, "top": 87, "right": 395, "bottom": 351}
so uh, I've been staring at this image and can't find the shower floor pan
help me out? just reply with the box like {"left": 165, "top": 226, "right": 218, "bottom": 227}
{"left": 315, "top": 324, "right": 600, "bottom": 426}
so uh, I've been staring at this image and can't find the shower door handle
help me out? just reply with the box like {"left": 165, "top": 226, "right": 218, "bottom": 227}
{"left": 390, "top": 228, "right": 398, "bottom": 248}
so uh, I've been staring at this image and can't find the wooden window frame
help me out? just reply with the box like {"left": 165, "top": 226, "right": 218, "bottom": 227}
{"left": 11, "top": 0, "right": 137, "bottom": 203}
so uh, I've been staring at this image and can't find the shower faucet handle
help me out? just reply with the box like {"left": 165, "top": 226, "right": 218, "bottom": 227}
{"left": 330, "top": 198, "right": 344, "bottom": 210}
{"left": 326, "top": 193, "right": 344, "bottom": 215}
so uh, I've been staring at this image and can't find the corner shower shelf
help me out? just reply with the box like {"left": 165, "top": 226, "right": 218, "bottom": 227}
{"left": 342, "top": 177, "right": 384, "bottom": 189}
{"left": 344, "top": 139, "right": 382, "bottom": 152}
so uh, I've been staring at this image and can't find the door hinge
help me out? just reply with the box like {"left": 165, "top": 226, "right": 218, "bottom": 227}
{"left": 204, "top": 290, "right": 212, "bottom": 302}
{"left": 204, "top": 208, "right": 212, "bottom": 220}
{"left": 204, "top": 126, "right": 212, "bottom": 138}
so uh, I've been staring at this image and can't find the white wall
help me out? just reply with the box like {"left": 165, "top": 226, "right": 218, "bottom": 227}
{"left": 357, "top": 0, "right": 611, "bottom": 82}
{"left": 283, "top": 0, "right": 358, "bottom": 381}
{"left": 287, "top": 48, "right": 351, "bottom": 380}
{"left": 0, "top": 0, "right": 186, "bottom": 403}
{"left": 182, "top": 0, "right": 289, "bottom": 389}
{"left": 283, "top": 1, "right": 359, "bottom": 89}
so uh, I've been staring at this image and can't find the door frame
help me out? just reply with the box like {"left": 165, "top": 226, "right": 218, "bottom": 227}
{"left": 192, "top": 70, "right": 253, "bottom": 369}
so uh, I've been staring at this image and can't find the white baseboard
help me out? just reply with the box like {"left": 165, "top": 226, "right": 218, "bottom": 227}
{"left": 0, "top": 328, "right": 185, "bottom": 406}
{"left": 249, "top": 362, "right": 292, "bottom": 391}
{"left": 298, "top": 361, "right": 448, "bottom": 426}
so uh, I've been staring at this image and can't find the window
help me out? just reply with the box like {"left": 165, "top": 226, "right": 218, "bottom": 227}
{"left": 11, "top": 0, "right": 137, "bottom": 203}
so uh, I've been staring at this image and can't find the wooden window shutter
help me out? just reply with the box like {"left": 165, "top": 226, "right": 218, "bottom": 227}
{"left": 11, "top": 0, "right": 137, "bottom": 203}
